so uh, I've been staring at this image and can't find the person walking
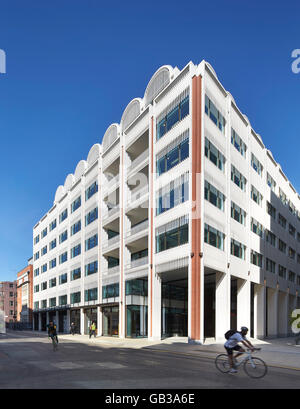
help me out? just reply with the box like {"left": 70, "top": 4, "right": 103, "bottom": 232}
{"left": 89, "top": 321, "right": 96, "bottom": 338}
{"left": 70, "top": 322, "right": 76, "bottom": 335}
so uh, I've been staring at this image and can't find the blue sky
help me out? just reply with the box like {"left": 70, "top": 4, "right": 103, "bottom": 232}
{"left": 0, "top": 0, "right": 300, "bottom": 281}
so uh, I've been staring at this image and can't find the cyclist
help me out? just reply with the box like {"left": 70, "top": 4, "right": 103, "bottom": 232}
{"left": 48, "top": 321, "right": 58, "bottom": 345}
{"left": 224, "top": 326, "right": 255, "bottom": 374}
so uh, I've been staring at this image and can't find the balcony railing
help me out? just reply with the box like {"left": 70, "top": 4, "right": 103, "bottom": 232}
{"left": 103, "top": 205, "right": 120, "bottom": 220}
{"left": 127, "top": 149, "right": 149, "bottom": 174}
{"left": 130, "top": 256, "right": 148, "bottom": 269}
{"left": 102, "top": 265, "right": 120, "bottom": 276}
{"left": 103, "top": 234, "right": 120, "bottom": 249}
{"left": 126, "top": 219, "right": 148, "bottom": 238}
{"left": 103, "top": 174, "right": 120, "bottom": 195}
{"left": 127, "top": 185, "right": 148, "bottom": 204}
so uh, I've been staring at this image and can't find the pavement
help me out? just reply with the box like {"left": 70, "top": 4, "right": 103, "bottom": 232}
{"left": 1, "top": 330, "right": 300, "bottom": 389}
{"left": 14, "top": 331, "right": 300, "bottom": 372}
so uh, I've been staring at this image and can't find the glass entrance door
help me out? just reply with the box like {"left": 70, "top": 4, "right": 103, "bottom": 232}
{"left": 84, "top": 308, "right": 97, "bottom": 335}
{"left": 102, "top": 306, "right": 119, "bottom": 336}
{"left": 70, "top": 310, "right": 81, "bottom": 334}
{"left": 126, "top": 305, "right": 148, "bottom": 338}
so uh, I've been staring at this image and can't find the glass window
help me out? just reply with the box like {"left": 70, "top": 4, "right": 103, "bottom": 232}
{"left": 156, "top": 134, "right": 189, "bottom": 177}
{"left": 156, "top": 173, "right": 189, "bottom": 216}
{"left": 157, "top": 156, "right": 165, "bottom": 176}
{"left": 180, "top": 96, "right": 189, "bottom": 119}
{"left": 108, "top": 257, "right": 119, "bottom": 269}
{"left": 71, "top": 268, "right": 81, "bottom": 281}
{"left": 278, "top": 239, "right": 286, "bottom": 253}
{"left": 59, "top": 295, "right": 67, "bottom": 306}
{"left": 85, "top": 261, "right": 98, "bottom": 276}
{"left": 205, "top": 95, "right": 226, "bottom": 134}
{"left": 156, "top": 217, "right": 189, "bottom": 253}
{"left": 204, "top": 224, "right": 225, "bottom": 251}
{"left": 278, "top": 213, "right": 287, "bottom": 229}
{"left": 267, "top": 202, "right": 276, "bottom": 219}
{"left": 70, "top": 292, "right": 81, "bottom": 304}
{"left": 59, "top": 273, "right": 68, "bottom": 285}
{"left": 180, "top": 138, "right": 189, "bottom": 162}
{"left": 85, "top": 181, "right": 98, "bottom": 201}
{"left": 267, "top": 172, "right": 276, "bottom": 192}
{"left": 251, "top": 250, "right": 263, "bottom": 267}
{"left": 231, "top": 239, "right": 246, "bottom": 260}
{"left": 59, "top": 209, "right": 68, "bottom": 223}
{"left": 166, "top": 146, "right": 179, "bottom": 171}
{"left": 71, "top": 244, "right": 81, "bottom": 258}
{"left": 49, "top": 219, "right": 57, "bottom": 231}
{"left": 50, "top": 239, "right": 56, "bottom": 250}
{"left": 59, "top": 230, "right": 68, "bottom": 244}
{"left": 278, "top": 265, "right": 286, "bottom": 279}
{"left": 85, "top": 234, "right": 98, "bottom": 251}
{"left": 265, "top": 230, "right": 276, "bottom": 246}
{"left": 71, "top": 196, "right": 81, "bottom": 213}
{"left": 166, "top": 106, "right": 179, "bottom": 131}
{"left": 205, "top": 180, "right": 225, "bottom": 211}
{"left": 231, "top": 166, "right": 246, "bottom": 191}
{"left": 231, "top": 202, "right": 246, "bottom": 225}
{"left": 231, "top": 128, "right": 247, "bottom": 157}
{"left": 156, "top": 94, "right": 189, "bottom": 141}
{"left": 103, "top": 283, "right": 119, "bottom": 299}
{"left": 205, "top": 138, "right": 225, "bottom": 172}
{"left": 125, "top": 279, "right": 147, "bottom": 296}
{"left": 266, "top": 258, "right": 276, "bottom": 273}
{"left": 71, "top": 220, "right": 81, "bottom": 235}
{"left": 85, "top": 288, "right": 98, "bottom": 302}
{"left": 49, "top": 258, "right": 56, "bottom": 269}
{"left": 251, "top": 153, "right": 263, "bottom": 176}
{"left": 59, "top": 252, "right": 68, "bottom": 264}
{"left": 49, "top": 297, "right": 56, "bottom": 307}
{"left": 251, "top": 185, "right": 263, "bottom": 206}
{"left": 85, "top": 207, "right": 98, "bottom": 226}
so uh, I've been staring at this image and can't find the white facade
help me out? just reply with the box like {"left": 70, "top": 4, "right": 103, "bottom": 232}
{"left": 32, "top": 61, "right": 300, "bottom": 341}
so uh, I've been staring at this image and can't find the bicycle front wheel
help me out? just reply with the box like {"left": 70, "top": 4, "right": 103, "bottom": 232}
{"left": 52, "top": 338, "right": 58, "bottom": 351}
{"left": 243, "top": 357, "right": 267, "bottom": 378}
{"left": 215, "top": 354, "right": 230, "bottom": 373}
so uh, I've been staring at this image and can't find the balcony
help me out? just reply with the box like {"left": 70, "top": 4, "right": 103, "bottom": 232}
{"left": 127, "top": 149, "right": 149, "bottom": 176}
{"left": 102, "top": 265, "right": 120, "bottom": 279}
{"left": 126, "top": 185, "right": 148, "bottom": 207}
{"left": 102, "top": 204, "right": 120, "bottom": 225}
{"left": 130, "top": 256, "right": 148, "bottom": 269}
{"left": 125, "top": 219, "right": 148, "bottom": 239}
{"left": 102, "top": 234, "right": 120, "bottom": 252}
{"left": 125, "top": 256, "right": 149, "bottom": 279}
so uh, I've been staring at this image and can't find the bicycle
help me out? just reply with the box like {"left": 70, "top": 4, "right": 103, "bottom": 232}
{"left": 215, "top": 348, "right": 267, "bottom": 378}
{"left": 49, "top": 335, "right": 58, "bottom": 352}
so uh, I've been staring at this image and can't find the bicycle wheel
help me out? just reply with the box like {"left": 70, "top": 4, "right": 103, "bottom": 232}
{"left": 215, "top": 354, "right": 230, "bottom": 373}
{"left": 243, "top": 357, "right": 267, "bottom": 378}
{"left": 52, "top": 337, "right": 58, "bottom": 351}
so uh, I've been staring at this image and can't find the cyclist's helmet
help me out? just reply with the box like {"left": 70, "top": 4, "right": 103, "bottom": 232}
{"left": 241, "top": 326, "right": 248, "bottom": 332}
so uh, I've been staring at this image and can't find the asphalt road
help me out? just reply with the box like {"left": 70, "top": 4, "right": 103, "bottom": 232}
{"left": 0, "top": 331, "right": 299, "bottom": 389}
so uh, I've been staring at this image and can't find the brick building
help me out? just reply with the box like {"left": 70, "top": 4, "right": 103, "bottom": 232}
{"left": 0, "top": 281, "right": 17, "bottom": 324}
{"left": 16, "top": 258, "right": 33, "bottom": 328}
